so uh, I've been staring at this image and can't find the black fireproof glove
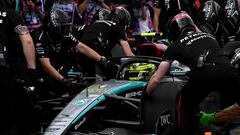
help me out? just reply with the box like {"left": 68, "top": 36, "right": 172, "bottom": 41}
{"left": 99, "top": 56, "right": 110, "bottom": 69}
{"left": 24, "top": 69, "right": 38, "bottom": 87}
{"left": 60, "top": 78, "right": 77, "bottom": 90}
{"left": 24, "top": 69, "right": 39, "bottom": 106}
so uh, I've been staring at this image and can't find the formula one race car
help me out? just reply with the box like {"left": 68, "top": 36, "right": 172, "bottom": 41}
{"left": 42, "top": 56, "right": 190, "bottom": 135}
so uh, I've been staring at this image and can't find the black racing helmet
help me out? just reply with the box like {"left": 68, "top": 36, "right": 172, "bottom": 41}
{"left": 166, "top": 12, "right": 196, "bottom": 43}
{"left": 44, "top": 8, "right": 72, "bottom": 43}
{"left": 91, "top": 8, "right": 111, "bottom": 24}
{"left": 109, "top": 6, "right": 131, "bottom": 29}
{"left": 219, "top": 0, "right": 240, "bottom": 35}
{"left": 197, "top": 0, "right": 221, "bottom": 34}
{"left": 0, "top": 0, "right": 16, "bottom": 9}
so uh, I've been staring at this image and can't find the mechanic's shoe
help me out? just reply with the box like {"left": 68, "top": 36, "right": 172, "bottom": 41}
{"left": 215, "top": 103, "right": 240, "bottom": 122}
{"left": 200, "top": 111, "right": 216, "bottom": 126}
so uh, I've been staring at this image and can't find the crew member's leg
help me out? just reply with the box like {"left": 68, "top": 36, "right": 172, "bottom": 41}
{"left": 200, "top": 66, "right": 240, "bottom": 125}
{"left": 179, "top": 81, "right": 210, "bottom": 135}
{"left": 0, "top": 66, "right": 18, "bottom": 135}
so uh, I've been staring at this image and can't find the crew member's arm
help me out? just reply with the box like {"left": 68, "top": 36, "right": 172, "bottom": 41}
{"left": 75, "top": 42, "right": 102, "bottom": 62}
{"left": 39, "top": 57, "right": 64, "bottom": 81}
{"left": 146, "top": 60, "right": 171, "bottom": 95}
{"left": 67, "top": 33, "right": 102, "bottom": 62}
{"left": 119, "top": 40, "right": 135, "bottom": 56}
{"left": 153, "top": 7, "right": 161, "bottom": 32}
{"left": 15, "top": 25, "right": 36, "bottom": 70}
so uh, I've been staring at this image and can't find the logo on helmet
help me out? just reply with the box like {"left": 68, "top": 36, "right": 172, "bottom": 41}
{"left": 171, "top": 12, "right": 192, "bottom": 21}
{"left": 197, "top": 1, "right": 220, "bottom": 34}
{"left": 203, "top": 3, "right": 213, "bottom": 21}
{"left": 225, "top": 0, "right": 239, "bottom": 18}
{"left": 219, "top": 0, "right": 240, "bottom": 35}
{"left": 167, "top": 12, "right": 196, "bottom": 43}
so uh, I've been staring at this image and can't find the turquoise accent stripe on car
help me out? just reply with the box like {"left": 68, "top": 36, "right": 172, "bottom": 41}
{"left": 71, "top": 81, "right": 147, "bottom": 124}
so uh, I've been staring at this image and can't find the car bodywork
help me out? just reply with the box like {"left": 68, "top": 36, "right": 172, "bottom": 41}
{"left": 43, "top": 56, "right": 190, "bottom": 135}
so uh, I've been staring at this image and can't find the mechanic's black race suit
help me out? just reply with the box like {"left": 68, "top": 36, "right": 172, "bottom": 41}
{"left": 163, "top": 32, "right": 240, "bottom": 135}
{"left": 0, "top": 6, "right": 38, "bottom": 135}
{"left": 78, "top": 20, "right": 128, "bottom": 78}
{"left": 36, "top": 28, "right": 81, "bottom": 96}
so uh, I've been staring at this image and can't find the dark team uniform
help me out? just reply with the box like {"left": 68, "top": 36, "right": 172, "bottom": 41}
{"left": 163, "top": 32, "right": 240, "bottom": 134}
{"left": 35, "top": 6, "right": 82, "bottom": 71}
{"left": 79, "top": 20, "right": 127, "bottom": 57}
{"left": 164, "top": 32, "right": 230, "bottom": 67}
{"left": 77, "top": 20, "right": 128, "bottom": 77}
{"left": 35, "top": 28, "right": 81, "bottom": 95}
{"left": 0, "top": 8, "right": 22, "bottom": 46}
{"left": 0, "top": 7, "right": 25, "bottom": 62}
{"left": 0, "top": 7, "right": 23, "bottom": 134}
{"left": 0, "top": 6, "right": 38, "bottom": 135}
{"left": 36, "top": 31, "right": 79, "bottom": 65}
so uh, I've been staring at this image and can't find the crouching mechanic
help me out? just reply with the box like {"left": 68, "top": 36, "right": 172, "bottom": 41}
{"left": 146, "top": 12, "right": 240, "bottom": 135}
{"left": 77, "top": 6, "right": 134, "bottom": 78}
{"left": 199, "top": 0, "right": 240, "bottom": 127}
{"left": 35, "top": 8, "right": 106, "bottom": 96}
